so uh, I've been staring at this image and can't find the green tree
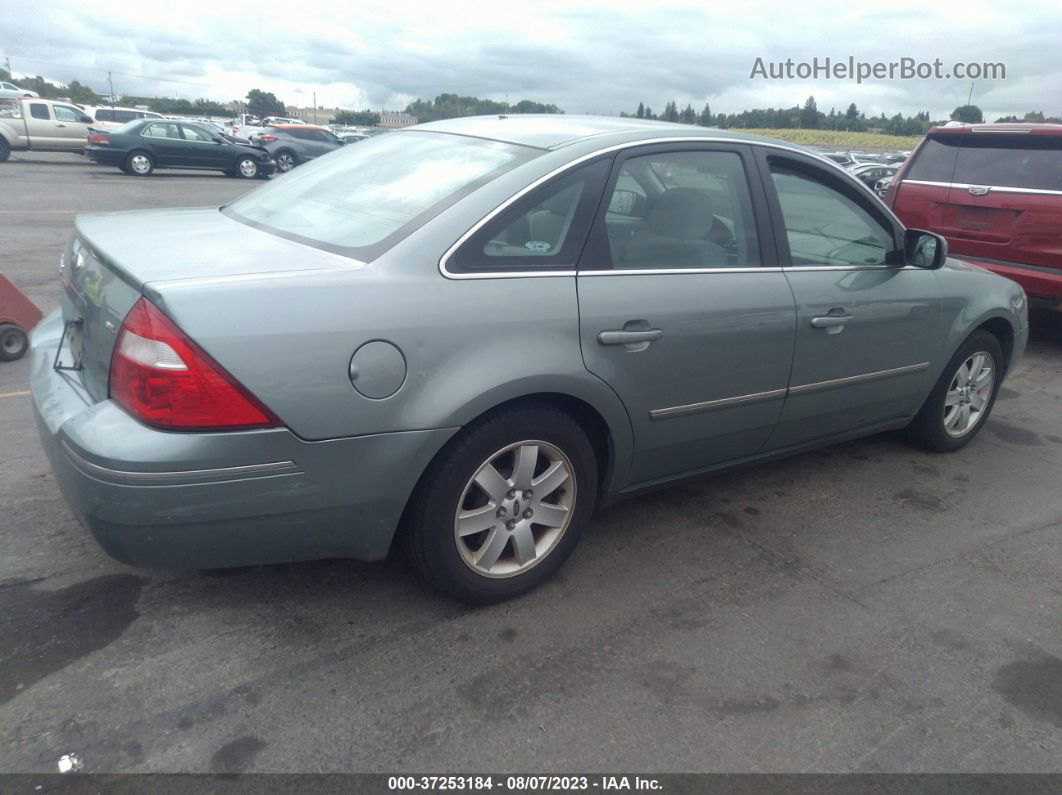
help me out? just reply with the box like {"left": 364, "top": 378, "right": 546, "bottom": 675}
{"left": 697, "top": 102, "right": 712, "bottom": 126}
{"left": 403, "top": 93, "right": 562, "bottom": 122}
{"left": 636, "top": 102, "right": 645, "bottom": 119}
{"left": 679, "top": 103, "right": 696, "bottom": 124}
{"left": 333, "top": 109, "right": 381, "bottom": 126}
{"left": 245, "top": 89, "right": 286, "bottom": 116}
{"left": 800, "top": 96, "right": 819, "bottom": 129}
{"left": 845, "top": 102, "right": 859, "bottom": 120}
{"left": 950, "top": 104, "right": 983, "bottom": 123}
{"left": 644, "top": 106, "right": 654, "bottom": 120}
{"left": 661, "top": 101, "right": 679, "bottom": 122}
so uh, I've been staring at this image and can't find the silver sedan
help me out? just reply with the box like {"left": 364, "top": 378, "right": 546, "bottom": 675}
{"left": 31, "top": 115, "right": 1028, "bottom": 602}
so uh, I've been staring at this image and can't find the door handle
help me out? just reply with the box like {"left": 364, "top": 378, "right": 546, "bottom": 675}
{"left": 810, "top": 314, "right": 852, "bottom": 328}
{"left": 598, "top": 328, "right": 663, "bottom": 345}
{"left": 55, "top": 123, "right": 67, "bottom": 128}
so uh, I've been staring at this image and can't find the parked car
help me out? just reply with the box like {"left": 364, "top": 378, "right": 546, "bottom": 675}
{"left": 888, "top": 122, "right": 1062, "bottom": 309}
{"left": 251, "top": 124, "right": 344, "bottom": 171}
{"left": 0, "top": 80, "right": 39, "bottom": 99}
{"left": 81, "top": 105, "right": 165, "bottom": 130}
{"left": 849, "top": 163, "right": 898, "bottom": 189}
{"left": 822, "top": 152, "right": 855, "bottom": 168}
{"left": 874, "top": 175, "right": 894, "bottom": 199}
{"left": 0, "top": 97, "right": 95, "bottom": 161}
{"left": 85, "top": 118, "right": 275, "bottom": 178}
{"left": 260, "top": 116, "right": 307, "bottom": 126}
{"left": 338, "top": 131, "right": 369, "bottom": 144}
{"left": 31, "top": 115, "right": 1027, "bottom": 602}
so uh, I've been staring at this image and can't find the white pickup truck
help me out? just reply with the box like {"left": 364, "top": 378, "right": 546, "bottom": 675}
{"left": 0, "top": 97, "right": 96, "bottom": 161}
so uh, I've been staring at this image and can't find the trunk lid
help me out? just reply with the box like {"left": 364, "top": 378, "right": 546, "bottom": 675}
{"left": 62, "top": 206, "right": 353, "bottom": 402}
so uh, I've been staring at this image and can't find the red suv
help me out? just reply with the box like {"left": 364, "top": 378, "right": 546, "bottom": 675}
{"left": 887, "top": 123, "right": 1062, "bottom": 308}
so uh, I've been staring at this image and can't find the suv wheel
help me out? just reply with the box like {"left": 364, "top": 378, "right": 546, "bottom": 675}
{"left": 903, "top": 329, "right": 1003, "bottom": 452}
{"left": 0, "top": 137, "right": 10, "bottom": 163}
{"left": 275, "top": 150, "right": 297, "bottom": 172}
{"left": 404, "top": 404, "right": 597, "bottom": 603}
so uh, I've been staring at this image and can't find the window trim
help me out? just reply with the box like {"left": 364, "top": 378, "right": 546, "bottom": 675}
{"left": 756, "top": 149, "right": 905, "bottom": 269}
{"left": 578, "top": 141, "right": 776, "bottom": 275}
{"left": 438, "top": 136, "right": 875, "bottom": 280}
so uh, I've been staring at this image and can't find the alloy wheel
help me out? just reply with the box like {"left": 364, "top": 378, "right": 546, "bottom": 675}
{"left": 277, "top": 153, "right": 295, "bottom": 171}
{"left": 943, "top": 351, "right": 994, "bottom": 437}
{"left": 238, "top": 158, "right": 258, "bottom": 177}
{"left": 454, "top": 440, "right": 576, "bottom": 578}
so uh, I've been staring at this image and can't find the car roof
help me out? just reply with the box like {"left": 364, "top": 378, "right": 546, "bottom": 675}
{"left": 271, "top": 124, "right": 327, "bottom": 130}
{"left": 929, "top": 122, "right": 1062, "bottom": 137}
{"left": 409, "top": 114, "right": 792, "bottom": 151}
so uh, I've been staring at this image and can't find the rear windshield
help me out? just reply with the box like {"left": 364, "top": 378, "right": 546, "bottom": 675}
{"left": 224, "top": 131, "right": 538, "bottom": 260}
{"left": 953, "top": 135, "right": 1062, "bottom": 191}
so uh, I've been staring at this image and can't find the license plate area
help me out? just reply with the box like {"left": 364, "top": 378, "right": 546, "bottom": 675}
{"left": 53, "top": 318, "right": 84, "bottom": 372}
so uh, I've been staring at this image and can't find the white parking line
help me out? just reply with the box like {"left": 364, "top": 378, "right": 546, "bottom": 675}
{"left": 0, "top": 210, "right": 84, "bottom": 214}
{"left": 0, "top": 390, "right": 31, "bottom": 398}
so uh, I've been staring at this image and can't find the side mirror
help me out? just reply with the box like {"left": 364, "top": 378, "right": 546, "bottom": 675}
{"left": 81, "top": 115, "right": 93, "bottom": 124}
{"left": 904, "top": 229, "right": 948, "bottom": 269}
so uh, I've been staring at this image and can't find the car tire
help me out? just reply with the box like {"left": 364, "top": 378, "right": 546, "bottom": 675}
{"left": 0, "top": 324, "right": 29, "bottom": 361}
{"left": 903, "top": 329, "right": 1004, "bottom": 452}
{"left": 0, "top": 137, "right": 10, "bottom": 163}
{"left": 233, "top": 156, "right": 259, "bottom": 179}
{"left": 124, "top": 150, "right": 154, "bottom": 176}
{"left": 274, "top": 150, "right": 297, "bottom": 172}
{"left": 404, "top": 403, "right": 598, "bottom": 604}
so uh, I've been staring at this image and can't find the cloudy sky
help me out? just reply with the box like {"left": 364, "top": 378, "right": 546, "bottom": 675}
{"left": 3, "top": 0, "right": 1061, "bottom": 120}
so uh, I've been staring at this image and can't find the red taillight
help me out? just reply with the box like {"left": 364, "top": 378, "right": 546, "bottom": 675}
{"left": 257, "top": 134, "right": 277, "bottom": 142}
{"left": 87, "top": 133, "right": 108, "bottom": 144}
{"left": 109, "top": 298, "right": 279, "bottom": 431}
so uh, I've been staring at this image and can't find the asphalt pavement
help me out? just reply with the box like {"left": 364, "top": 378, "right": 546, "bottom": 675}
{"left": 1, "top": 152, "right": 1060, "bottom": 774}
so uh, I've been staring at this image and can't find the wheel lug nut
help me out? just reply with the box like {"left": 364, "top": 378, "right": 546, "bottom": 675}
{"left": 523, "top": 509, "right": 533, "bottom": 519}
{"left": 507, "top": 489, "right": 516, "bottom": 499}
{"left": 505, "top": 519, "right": 516, "bottom": 530}
{"left": 496, "top": 507, "right": 506, "bottom": 518}
{"left": 523, "top": 490, "right": 532, "bottom": 500}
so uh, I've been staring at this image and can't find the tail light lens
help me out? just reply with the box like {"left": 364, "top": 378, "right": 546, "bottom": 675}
{"left": 109, "top": 298, "right": 280, "bottom": 431}
{"left": 257, "top": 134, "right": 277, "bottom": 142}
{"left": 87, "top": 133, "right": 108, "bottom": 144}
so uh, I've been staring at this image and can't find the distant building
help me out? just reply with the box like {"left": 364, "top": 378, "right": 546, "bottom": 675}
{"left": 379, "top": 111, "right": 417, "bottom": 128}
{"left": 286, "top": 106, "right": 340, "bottom": 124}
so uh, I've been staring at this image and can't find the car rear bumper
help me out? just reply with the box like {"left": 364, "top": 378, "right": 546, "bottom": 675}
{"left": 85, "top": 147, "right": 124, "bottom": 166}
{"left": 30, "top": 310, "right": 455, "bottom": 568}
{"left": 956, "top": 256, "right": 1062, "bottom": 304}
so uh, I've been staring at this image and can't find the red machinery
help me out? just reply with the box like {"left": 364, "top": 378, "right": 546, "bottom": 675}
{"left": 0, "top": 273, "right": 41, "bottom": 361}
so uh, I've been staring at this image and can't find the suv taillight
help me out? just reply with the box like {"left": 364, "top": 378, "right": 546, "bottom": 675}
{"left": 109, "top": 298, "right": 279, "bottom": 431}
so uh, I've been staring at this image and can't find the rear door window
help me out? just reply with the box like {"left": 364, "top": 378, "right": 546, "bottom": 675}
{"left": 95, "top": 109, "right": 115, "bottom": 122}
{"left": 29, "top": 103, "right": 50, "bottom": 120}
{"left": 142, "top": 122, "right": 181, "bottom": 139}
{"left": 953, "top": 135, "right": 1062, "bottom": 191}
{"left": 905, "top": 137, "right": 961, "bottom": 183}
{"left": 450, "top": 157, "right": 611, "bottom": 273}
